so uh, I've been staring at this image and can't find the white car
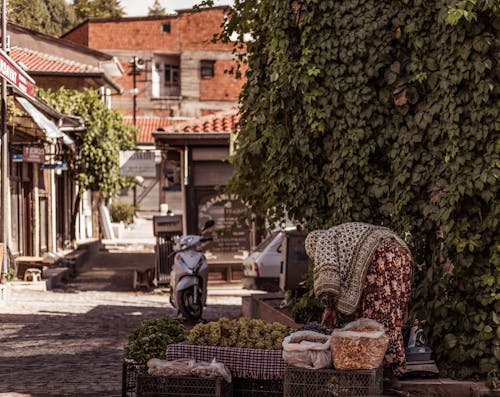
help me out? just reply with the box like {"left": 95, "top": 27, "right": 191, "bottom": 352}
{"left": 242, "top": 231, "right": 285, "bottom": 291}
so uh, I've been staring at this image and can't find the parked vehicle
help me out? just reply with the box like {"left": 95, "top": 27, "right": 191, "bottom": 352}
{"left": 169, "top": 220, "right": 214, "bottom": 321}
{"left": 242, "top": 231, "right": 286, "bottom": 292}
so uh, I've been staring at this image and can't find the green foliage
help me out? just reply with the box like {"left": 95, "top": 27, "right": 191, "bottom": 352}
{"left": 8, "top": 0, "right": 76, "bottom": 36}
{"left": 124, "top": 317, "right": 185, "bottom": 366}
{"left": 446, "top": 0, "right": 499, "bottom": 25}
{"left": 292, "top": 261, "right": 323, "bottom": 324}
{"left": 73, "top": 0, "right": 124, "bottom": 24}
{"left": 148, "top": 0, "right": 167, "bottom": 16}
{"left": 221, "top": 0, "right": 500, "bottom": 377}
{"left": 110, "top": 201, "right": 136, "bottom": 226}
{"left": 37, "top": 87, "right": 136, "bottom": 199}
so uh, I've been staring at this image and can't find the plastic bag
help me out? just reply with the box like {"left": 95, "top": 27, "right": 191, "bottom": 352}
{"left": 147, "top": 358, "right": 194, "bottom": 376}
{"left": 147, "top": 358, "right": 232, "bottom": 382}
{"left": 191, "top": 358, "right": 232, "bottom": 383}
{"left": 282, "top": 330, "right": 332, "bottom": 369}
{"left": 331, "top": 318, "right": 389, "bottom": 370}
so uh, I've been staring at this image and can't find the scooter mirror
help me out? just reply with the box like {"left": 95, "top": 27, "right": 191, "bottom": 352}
{"left": 202, "top": 219, "right": 215, "bottom": 231}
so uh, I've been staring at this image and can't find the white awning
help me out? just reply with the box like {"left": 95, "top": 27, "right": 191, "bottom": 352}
{"left": 16, "top": 97, "right": 74, "bottom": 146}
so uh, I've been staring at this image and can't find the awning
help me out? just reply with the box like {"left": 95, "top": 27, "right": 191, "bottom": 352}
{"left": 16, "top": 97, "right": 74, "bottom": 146}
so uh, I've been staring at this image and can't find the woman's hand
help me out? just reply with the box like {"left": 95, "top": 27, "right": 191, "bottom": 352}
{"left": 321, "top": 307, "right": 338, "bottom": 328}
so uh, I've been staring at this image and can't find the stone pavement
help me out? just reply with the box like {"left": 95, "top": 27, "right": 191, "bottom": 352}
{"left": 0, "top": 248, "right": 256, "bottom": 396}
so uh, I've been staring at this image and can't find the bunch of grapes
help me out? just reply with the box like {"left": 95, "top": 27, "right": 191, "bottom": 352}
{"left": 187, "top": 317, "right": 291, "bottom": 349}
{"left": 298, "top": 321, "right": 333, "bottom": 335}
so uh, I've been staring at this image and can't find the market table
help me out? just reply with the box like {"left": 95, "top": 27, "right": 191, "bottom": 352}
{"left": 166, "top": 342, "right": 285, "bottom": 380}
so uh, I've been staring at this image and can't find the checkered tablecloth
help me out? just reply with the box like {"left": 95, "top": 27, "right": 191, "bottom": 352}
{"left": 166, "top": 342, "right": 285, "bottom": 380}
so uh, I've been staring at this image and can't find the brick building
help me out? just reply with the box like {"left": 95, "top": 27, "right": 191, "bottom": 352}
{"left": 6, "top": 23, "right": 123, "bottom": 255}
{"left": 62, "top": 6, "right": 245, "bottom": 119}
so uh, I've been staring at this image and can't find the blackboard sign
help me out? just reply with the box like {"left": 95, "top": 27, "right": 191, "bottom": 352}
{"left": 198, "top": 195, "right": 250, "bottom": 259}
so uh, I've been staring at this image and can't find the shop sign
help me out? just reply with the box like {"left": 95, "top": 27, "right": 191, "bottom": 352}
{"left": 198, "top": 194, "right": 251, "bottom": 258}
{"left": 120, "top": 150, "right": 157, "bottom": 177}
{"left": 0, "top": 48, "right": 36, "bottom": 99}
{"left": 12, "top": 154, "right": 23, "bottom": 162}
{"left": 23, "top": 146, "right": 45, "bottom": 163}
{"left": 40, "top": 162, "right": 68, "bottom": 170}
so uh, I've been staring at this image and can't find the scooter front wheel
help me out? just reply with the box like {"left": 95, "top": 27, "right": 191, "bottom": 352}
{"left": 178, "top": 287, "right": 203, "bottom": 321}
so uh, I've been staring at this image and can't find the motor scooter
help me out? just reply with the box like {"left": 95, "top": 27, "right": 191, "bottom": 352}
{"left": 169, "top": 220, "right": 214, "bottom": 321}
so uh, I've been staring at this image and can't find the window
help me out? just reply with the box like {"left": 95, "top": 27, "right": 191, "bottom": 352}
{"left": 200, "top": 60, "right": 215, "bottom": 79}
{"left": 161, "top": 22, "right": 171, "bottom": 33}
{"left": 164, "top": 64, "right": 180, "bottom": 86}
{"left": 152, "top": 55, "right": 181, "bottom": 97}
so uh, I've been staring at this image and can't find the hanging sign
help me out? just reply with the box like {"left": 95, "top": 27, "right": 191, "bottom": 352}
{"left": 23, "top": 146, "right": 45, "bottom": 163}
{"left": 0, "top": 48, "right": 36, "bottom": 99}
{"left": 120, "top": 150, "right": 157, "bottom": 177}
{"left": 41, "top": 162, "right": 68, "bottom": 170}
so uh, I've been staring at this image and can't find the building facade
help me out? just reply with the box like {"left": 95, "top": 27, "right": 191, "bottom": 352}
{"left": 62, "top": 7, "right": 245, "bottom": 119}
{"left": 6, "top": 23, "right": 123, "bottom": 256}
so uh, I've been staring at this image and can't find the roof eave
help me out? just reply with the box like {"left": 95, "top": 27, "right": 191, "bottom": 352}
{"left": 153, "top": 131, "right": 230, "bottom": 147}
{"left": 30, "top": 71, "right": 122, "bottom": 93}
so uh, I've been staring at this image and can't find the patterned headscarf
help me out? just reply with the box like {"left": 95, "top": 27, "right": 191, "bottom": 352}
{"left": 306, "top": 223, "right": 408, "bottom": 315}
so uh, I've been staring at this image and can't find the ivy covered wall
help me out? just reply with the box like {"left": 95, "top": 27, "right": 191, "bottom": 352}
{"left": 225, "top": 0, "right": 499, "bottom": 375}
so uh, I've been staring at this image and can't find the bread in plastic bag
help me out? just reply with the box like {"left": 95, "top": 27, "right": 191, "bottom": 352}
{"left": 282, "top": 330, "right": 332, "bottom": 369}
{"left": 147, "top": 358, "right": 231, "bottom": 382}
{"left": 191, "top": 358, "right": 232, "bottom": 383}
{"left": 147, "top": 358, "right": 194, "bottom": 376}
{"left": 331, "top": 318, "right": 389, "bottom": 370}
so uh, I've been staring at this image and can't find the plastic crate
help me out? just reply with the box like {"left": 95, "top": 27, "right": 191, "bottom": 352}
{"left": 122, "top": 360, "right": 145, "bottom": 397}
{"left": 233, "top": 377, "right": 283, "bottom": 397}
{"left": 136, "top": 374, "right": 232, "bottom": 397}
{"left": 284, "top": 365, "right": 383, "bottom": 397}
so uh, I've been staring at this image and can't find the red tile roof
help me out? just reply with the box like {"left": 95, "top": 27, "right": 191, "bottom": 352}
{"left": 168, "top": 108, "right": 239, "bottom": 133}
{"left": 10, "top": 47, "right": 100, "bottom": 74}
{"left": 123, "top": 116, "right": 186, "bottom": 144}
{"left": 126, "top": 109, "right": 240, "bottom": 144}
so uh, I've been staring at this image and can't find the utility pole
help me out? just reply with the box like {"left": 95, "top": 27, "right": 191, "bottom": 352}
{"left": 129, "top": 57, "right": 140, "bottom": 208}
{"left": 1, "top": 0, "right": 9, "bottom": 283}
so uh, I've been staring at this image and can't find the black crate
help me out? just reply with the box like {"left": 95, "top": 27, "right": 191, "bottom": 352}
{"left": 136, "top": 374, "right": 232, "bottom": 397}
{"left": 233, "top": 377, "right": 283, "bottom": 397}
{"left": 284, "top": 365, "right": 383, "bottom": 397}
{"left": 122, "top": 360, "right": 145, "bottom": 397}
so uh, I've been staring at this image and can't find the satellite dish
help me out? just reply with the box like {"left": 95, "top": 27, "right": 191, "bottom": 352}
{"left": 129, "top": 57, "right": 145, "bottom": 71}
{"left": 135, "top": 58, "right": 145, "bottom": 70}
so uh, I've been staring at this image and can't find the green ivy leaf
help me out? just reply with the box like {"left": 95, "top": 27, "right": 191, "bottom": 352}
{"left": 444, "top": 334, "right": 458, "bottom": 349}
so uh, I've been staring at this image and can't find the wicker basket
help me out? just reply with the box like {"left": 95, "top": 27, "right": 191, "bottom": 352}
{"left": 136, "top": 374, "right": 232, "bottom": 397}
{"left": 284, "top": 365, "right": 383, "bottom": 397}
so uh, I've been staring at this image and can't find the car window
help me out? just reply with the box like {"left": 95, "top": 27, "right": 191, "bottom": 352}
{"left": 254, "top": 232, "right": 279, "bottom": 252}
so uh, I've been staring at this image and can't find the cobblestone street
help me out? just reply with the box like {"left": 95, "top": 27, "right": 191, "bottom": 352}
{"left": 0, "top": 249, "right": 246, "bottom": 396}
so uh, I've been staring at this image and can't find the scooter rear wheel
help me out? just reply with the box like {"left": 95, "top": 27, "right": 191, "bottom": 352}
{"left": 178, "top": 287, "right": 203, "bottom": 321}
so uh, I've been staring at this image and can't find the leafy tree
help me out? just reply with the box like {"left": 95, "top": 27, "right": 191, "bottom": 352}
{"left": 37, "top": 87, "right": 136, "bottom": 240}
{"left": 148, "top": 0, "right": 167, "bottom": 16}
{"left": 73, "top": 0, "right": 124, "bottom": 23}
{"left": 217, "top": 0, "right": 499, "bottom": 378}
{"left": 8, "top": 0, "right": 76, "bottom": 36}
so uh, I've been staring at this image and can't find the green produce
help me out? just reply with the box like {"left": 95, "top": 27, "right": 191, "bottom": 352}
{"left": 206, "top": 0, "right": 498, "bottom": 377}
{"left": 124, "top": 317, "right": 185, "bottom": 366}
{"left": 187, "top": 317, "right": 290, "bottom": 350}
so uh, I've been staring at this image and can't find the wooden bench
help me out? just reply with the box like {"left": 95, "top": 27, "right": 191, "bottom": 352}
{"left": 15, "top": 256, "right": 45, "bottom": 280}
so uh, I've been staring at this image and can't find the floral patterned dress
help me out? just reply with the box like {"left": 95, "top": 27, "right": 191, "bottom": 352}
{"left": 355, "top": 240, "right": 413, "bottom": 376}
